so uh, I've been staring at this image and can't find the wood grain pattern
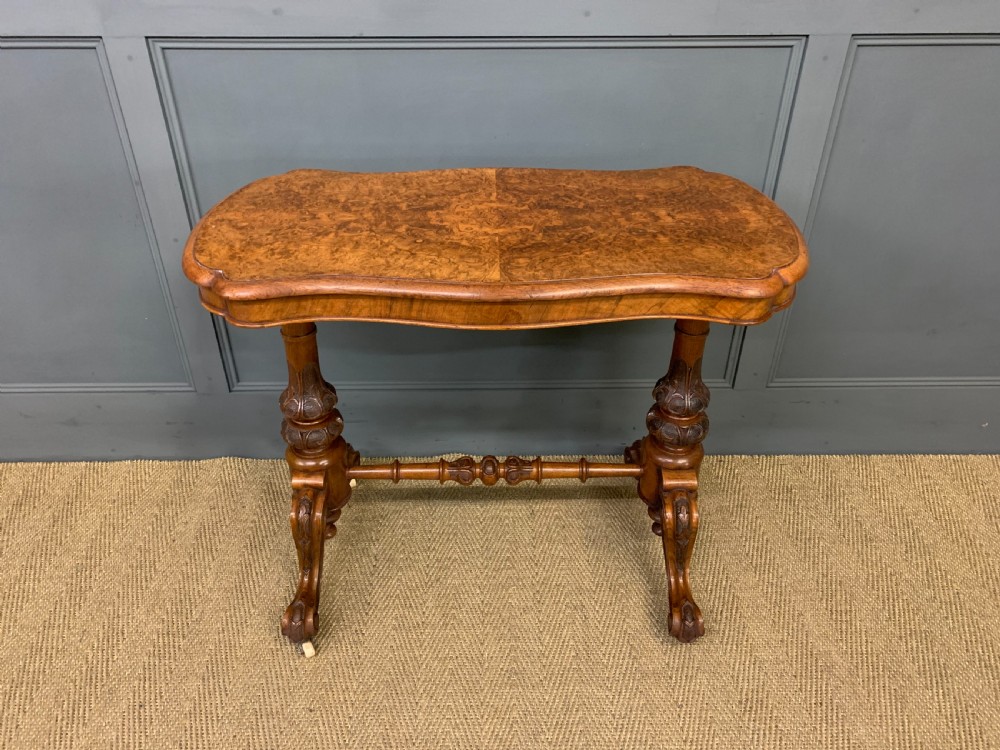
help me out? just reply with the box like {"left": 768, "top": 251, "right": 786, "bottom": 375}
{"left": 181, "top": 166, "right": 811, "bottom": 650}
{"left": 183, "top": 166, "right": 807, "bottom": 329}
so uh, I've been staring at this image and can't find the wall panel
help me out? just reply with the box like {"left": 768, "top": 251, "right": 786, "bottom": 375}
{"left": 773, "top": 37, "right": 1000, "bottom": 387}
{"left": 0, "top": 40, "right": 190, "bottom": 392}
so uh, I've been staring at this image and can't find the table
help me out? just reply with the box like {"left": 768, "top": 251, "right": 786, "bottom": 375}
{"left": 183, "top": 166, "right": 809, "bottom": 655}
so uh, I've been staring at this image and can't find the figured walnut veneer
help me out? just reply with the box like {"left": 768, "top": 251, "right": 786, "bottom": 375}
{"left": 181, "top": 166, "right": 809, "bottom": 651}
{"left": 183, "top": 166, "right": 807, "bottom": 329}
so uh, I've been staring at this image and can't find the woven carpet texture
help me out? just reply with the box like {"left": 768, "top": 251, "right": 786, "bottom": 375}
{"left": 1, "top": 455, "right": 998, "bottom": 749}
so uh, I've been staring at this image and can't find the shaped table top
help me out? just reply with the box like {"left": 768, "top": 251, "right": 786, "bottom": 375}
{"left": 183, "top": 166, "right": 808, "bottom": 329}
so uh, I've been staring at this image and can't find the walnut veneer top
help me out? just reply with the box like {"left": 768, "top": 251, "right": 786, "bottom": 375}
{"left": 183, "top": 167, "right": 808, "bottom": 329}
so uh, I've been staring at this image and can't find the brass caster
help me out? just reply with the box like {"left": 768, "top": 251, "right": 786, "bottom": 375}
{"left": 299, "top": 640, "right": 316, "bottom": 658}
{"left": 349, "top": 478, "right": 358, "bottom": 488}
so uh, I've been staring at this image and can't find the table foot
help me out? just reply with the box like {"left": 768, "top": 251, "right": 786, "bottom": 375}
{"left": 280, "top": 484, "right": 326, "bottom": 643}
{"left": 661, "top": 485, "right": 704, "bottom": 642}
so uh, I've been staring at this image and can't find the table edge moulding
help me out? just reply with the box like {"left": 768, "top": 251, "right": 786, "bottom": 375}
{"left": 183, "top": 166, "right": 808, "bottom": 330}
{"left": 182, "top": 165, "right": 809, "bottom": 656}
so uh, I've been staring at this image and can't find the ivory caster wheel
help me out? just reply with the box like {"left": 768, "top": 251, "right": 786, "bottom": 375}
{"left": 299, "top": 640, "right": 316, "bottom": 658}
{"left": 349, "top": 478, "right": 358, "bottom": 488}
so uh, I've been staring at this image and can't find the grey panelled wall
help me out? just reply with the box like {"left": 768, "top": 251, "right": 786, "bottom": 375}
{"left": 774, "top": 37, "right": 1000, "bottom": 387}
{"left": 0, "top": 40, "right": 190, "bottom": 392}
{"left": 1, "top": 2, "right": 999, "bottom": 459}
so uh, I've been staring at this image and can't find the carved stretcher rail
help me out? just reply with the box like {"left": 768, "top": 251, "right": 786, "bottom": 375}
{"left": 348, "top": 456, "right": 642, "bottom": 485}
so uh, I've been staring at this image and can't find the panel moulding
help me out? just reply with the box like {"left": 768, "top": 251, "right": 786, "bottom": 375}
{"left": 0, "top": 37, "right": 194, "bottom": 394}
{"left": 766, "top": 34, "right": 1000, "bottom": 390}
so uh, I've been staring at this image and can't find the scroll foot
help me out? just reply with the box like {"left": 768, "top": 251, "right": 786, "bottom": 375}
{"left": 661, "top": 486, "right": 704, "bottom": 642}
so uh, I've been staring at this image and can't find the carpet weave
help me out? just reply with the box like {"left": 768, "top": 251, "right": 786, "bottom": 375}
{"left": 1, "top": 455, "right": 998, "bottom": 749}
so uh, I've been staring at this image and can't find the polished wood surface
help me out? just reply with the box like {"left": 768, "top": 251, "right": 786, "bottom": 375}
{"left": 181, "top": 166, "right": 810, "bottom": 652}
{"left": 278, "top": 322, "right": 359, "bottom": 644}
{"left": 349, "top": 456, "right": 642, "bottom": 484}
{"left": 183, "top": 166, "right": 807, "bottom": 328}
{"left": 626, "top": 318, "right": 712, "bottom": 642}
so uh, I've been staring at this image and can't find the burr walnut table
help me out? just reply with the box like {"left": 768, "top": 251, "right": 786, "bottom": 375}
{"left": 183, "top": 166, "right": 808, "bottom": 655}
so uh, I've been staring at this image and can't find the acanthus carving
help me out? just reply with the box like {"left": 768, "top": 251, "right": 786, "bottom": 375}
{"left": 280, "top": 361, "right": 344, "bottom": 455}
{"left": 293, "top": 487, "right": 318, "bottom": 574}
{"left": 630, "top": 320, "right": 710, "bottom": 643}
{"left": 279, "top": 323, "right": 358, "bottom": 647}
{"left": 645, "top": 413, "right": 709, "bottom": 450}
{"left": 677, "top": 600, "right": 701, "bottom": 643}
{"left": 662, "top": 487, "right": 704, "bottom": 643}
{"left": 286, "top": 600, "right": 307, "bottom": 634}
{"left": 443, "top": 456, "right": 477, "bottom": 485}
{"left": 280, "top": 361, "right": 338, "bottom": 422}
{"left": 434, "top": 455, "right": 544, "bottom": 485}
{"left": 503, "top": 455, "right": 539, "bottom": 485}
{"left": 652, "top": 358, "right": 710, "bottom": 418}
{"left": 646, "top": 357, "right": 709, "bottom": 452}
{"left": 282, "top": 484, "right": 325, "bottom": 644}
{"left": 281, "top": 418, "right": 344, "bottom": 454}
{"left": 671, "top": 490, "right": 692, "bottom": 556}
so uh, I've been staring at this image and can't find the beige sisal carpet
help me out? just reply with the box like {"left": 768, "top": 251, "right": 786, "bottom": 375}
{"left": 1, "top": 455, "right": 998, "bottom": 749}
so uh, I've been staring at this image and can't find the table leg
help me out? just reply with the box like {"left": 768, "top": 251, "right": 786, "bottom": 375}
{"left": 278, "top": 322, "right": 359, "bottom": 648}
{"left": 626, "top": 319, "right": 710, "bottom": 642}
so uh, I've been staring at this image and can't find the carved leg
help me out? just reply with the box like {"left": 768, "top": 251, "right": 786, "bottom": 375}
{"left": 661, "top": 484, "right": 702, "bottom": 642}
{"left": 278, "top": 322, "right": 359, "bottom": 647}
{"left": 627, "top": 319, "right": 710, "bottom": 642}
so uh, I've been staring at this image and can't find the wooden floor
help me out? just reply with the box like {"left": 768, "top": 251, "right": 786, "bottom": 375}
{"left": 1, "top": 455, "right": 998, "bottom": 749}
